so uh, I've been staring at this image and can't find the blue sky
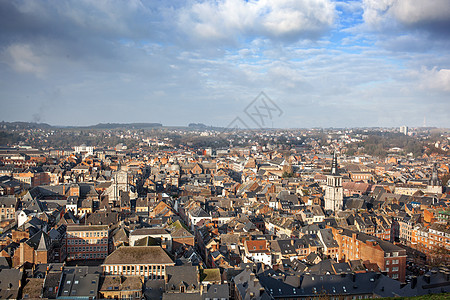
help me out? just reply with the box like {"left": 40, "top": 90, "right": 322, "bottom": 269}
{"left": 1, "top": 0, "right": 449, "bottom": 128}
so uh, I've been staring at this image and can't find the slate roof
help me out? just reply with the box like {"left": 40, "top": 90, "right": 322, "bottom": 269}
{"left": 0, "top": 269, "right": 22, "bottom": 299}
{"left": 26, "top": 230, "right": 51, "bottom": 251}
{"left": 202, "top": 284, "right": 229, "bottom": 300}
{"left": 166, "top": 265, "right": 200, "bottom": 292}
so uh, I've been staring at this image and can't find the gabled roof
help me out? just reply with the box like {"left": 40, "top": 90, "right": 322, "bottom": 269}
{"left": 26, "top": 230, "right": 51, "bottom": 251}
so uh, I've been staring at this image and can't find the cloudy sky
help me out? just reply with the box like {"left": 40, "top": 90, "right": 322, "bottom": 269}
{"left": 1, "top": 0, "right": 449, "bottom": 128}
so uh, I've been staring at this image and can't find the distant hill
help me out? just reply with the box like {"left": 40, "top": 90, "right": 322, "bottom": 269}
{"left": 0, "top": 121, "right": 52, "bottom": 130}
{"left": 0, "top": 121, "right": 162, "bottom": 130}
{"left": 87, "top": 123, "right": 162, "bottom": 129}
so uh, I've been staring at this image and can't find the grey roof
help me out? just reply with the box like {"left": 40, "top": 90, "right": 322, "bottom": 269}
{"left": 234, "top": 267, "right": 272, "bottom": 300}
{"left": 202, "top": 284, "right": 229, "bottom": 300}
{"left": 58, "top": 266, "right": 100, "bottom": 298}
{"left": 163, "top": 293, "right": 202, "bottom": 300}
{"left": 318, "top": 228, "right": 339, "bottom": 248}
{"left": 0, "top": 195, "right": 16, "bottom": 207}
{"left": 26, "top": 230, "right": 51, "bottom": 251}
{"left": 0, "top": 269, "right": 22, "bottom": 299}
{"left": 131, "top": 228, "right": 170, "bottom": 237}
{"left": 165, "top": 265, "right": 200, "bottom": 292}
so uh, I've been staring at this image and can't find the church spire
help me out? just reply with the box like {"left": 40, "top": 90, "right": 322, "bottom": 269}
{"left": 430, "top": 163, "right": 440, "bottom": 186}
{"left": 331, "top": 152, "right": 339, "bottom": 175}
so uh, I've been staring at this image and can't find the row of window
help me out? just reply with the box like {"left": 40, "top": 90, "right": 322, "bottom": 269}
{"left": 386, "top": 267, "right": 399, "bottom": 272}
{"left": 67, "top": 238, "right": 107, "bottom": 245}
{"left": 68, "top": 246, "right": 107, "bottom": 252}
{"left": 0, "top": 214, "right": 14, "bottom": 220}
{"left": 68, "top": 231, "right": 107, "bottom": 238}
{"left": 68, "top": 253, "right": 107, "bottom": 259}
{"left": 105, "top": 265, "right": 166, "bottom": 276}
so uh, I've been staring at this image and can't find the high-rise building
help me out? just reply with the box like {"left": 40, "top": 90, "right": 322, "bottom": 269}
{"left": 324, "top": 152, "right": 343, "bottom": 213}
{"left": 400, "top": 126, "right": 408, "bottom": 135}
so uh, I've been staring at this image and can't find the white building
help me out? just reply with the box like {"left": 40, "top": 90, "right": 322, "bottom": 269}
{"left": 74, "top": 144, "right": 94, "bottom": 156}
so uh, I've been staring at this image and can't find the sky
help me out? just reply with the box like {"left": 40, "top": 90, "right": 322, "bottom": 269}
{"left": 1, "top": 0, "right": 450, "bottom": 128}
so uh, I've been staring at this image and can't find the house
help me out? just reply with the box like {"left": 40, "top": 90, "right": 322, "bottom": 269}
{"left": 167, "top": 220, "right": 195, "bottom": 251}
{"left": 129, "top": 228, "right": 172, "bottom": 251}
{"left": 99, "top": 275, "right": 143, "bottom": 299}
{"left": 165, "top": 265, "right": 201, "bottom": 295}
{"left": 188, "top": 207, "right": 212, "bottom": 231}
{"left": 0, "top": 195, "right": 16, "bottom": 221}
{"left": 244, "top": 240, "right": 272, "bottom": 267}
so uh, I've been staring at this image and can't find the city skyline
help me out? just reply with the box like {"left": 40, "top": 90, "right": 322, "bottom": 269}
{"left": 1, "top": 0, "right": 450, "bottom": 127}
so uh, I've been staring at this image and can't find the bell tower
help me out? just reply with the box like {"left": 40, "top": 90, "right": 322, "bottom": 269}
{"left": 324, "top": 152, "right": 343, "bottom": 212}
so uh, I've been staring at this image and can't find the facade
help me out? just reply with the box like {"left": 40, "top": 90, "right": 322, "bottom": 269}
{"left": 0, "top": 195, "right": 16, "bottom": 221}
{"left": 324, "top": 153, "right": 343, "bottom": 212}
{"left": 65, "top": 225, "right": 109, "bottom": 261}
{"left": 102, "top": 246, "right": 175, "bottom": 280}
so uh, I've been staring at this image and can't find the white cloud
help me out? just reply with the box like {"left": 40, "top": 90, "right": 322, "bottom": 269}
{"left": 4, "top": 44, "right": 45, "bottom": 77}
{"left": 420, "top": 67, "right": 450, "bottom": 92}
{"left": 177, "top": 0, "right": 336, "bottom": 43}
{"left": 363, "top": 0, "right": 450, "bottom": 31}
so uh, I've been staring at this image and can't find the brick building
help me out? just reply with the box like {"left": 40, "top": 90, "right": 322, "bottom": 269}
{"left": 13, "top": 230, "right": 52, "bottom": 267}
{"left": 332, "top": 228, "right": 407, "bottom": 282}
{"left": 65, "top": 224, "right": 109, "bottom": 260}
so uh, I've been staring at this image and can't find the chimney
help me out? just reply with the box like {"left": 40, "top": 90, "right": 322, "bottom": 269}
{"left": 352, "top": 273, "right": 356, "bottom": 282}
{"left": 411, "top": 276, "right": 417, "bottom": 289}
{"left": 424, "top": 274, "right": 431, "bottom": 284}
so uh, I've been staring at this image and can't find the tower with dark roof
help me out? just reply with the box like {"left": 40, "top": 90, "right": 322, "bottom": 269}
{"left": 325, "top": 152, "right": 343, "bottom": 213}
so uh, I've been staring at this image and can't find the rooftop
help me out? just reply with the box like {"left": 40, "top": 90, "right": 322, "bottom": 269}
{"left": 103, "top": 246, "right": 174, "bottom": 265}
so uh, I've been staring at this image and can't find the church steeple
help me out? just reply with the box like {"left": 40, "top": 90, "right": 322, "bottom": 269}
{"left": 430, "top": 163, "right": 440, "bottom": 186}
{"left": 325, "top": 152, "right": 343, "bottom": 213}
{"left": 331, "top": 152, "right": 339, "bottom": 175}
